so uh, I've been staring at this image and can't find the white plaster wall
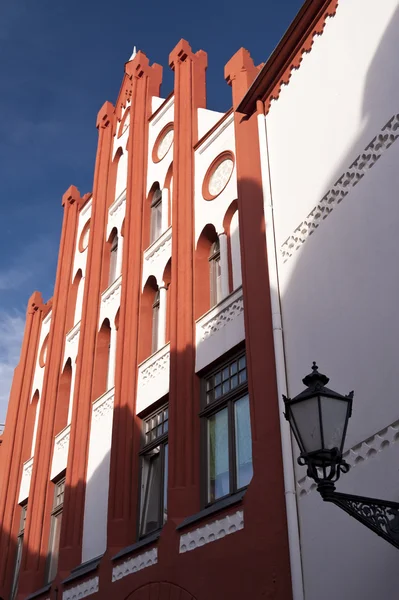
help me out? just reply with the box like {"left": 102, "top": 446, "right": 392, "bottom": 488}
{"left": 147, "top": 96, "right": 174, "bottom": 200}
{"left": 71, "top": 199, "right": 91, "bottom": 291}
{"left": 194, "top": 113, "right": 237, "bottom": 243}
{"left": 197, "top": 107, "right": 225, "bottom": 141}
{"left": 30, "top": 310, "right": 52, "bottom": 457}
{"left": 263, "top": 2, "right": 399, "bottom": 598}
{"left": 141, "top": 227, "right": 172, "bottom": 290}
{"left": 195, "top": 287, "right": 245, "bottom": 373}
{"left": 230, "top": 211, "right": 242, "bottom": 289}
{"left": 82, "top": 387, "right": 114, "bottom": 563}
{"left": 136, "top": 343, "right": 170, "bottom": 415}
{"left": 114, "top": 150, "right": 128, "bottom": 204}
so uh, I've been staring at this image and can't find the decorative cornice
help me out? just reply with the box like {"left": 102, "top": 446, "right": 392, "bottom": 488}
{"left": 101, "top": 275, "right": 122, "bottom": 306}
{"left": 298, "top": 419, "right": 399, "bottom": 496}
{"left": 237, "top": 0, "right": 339, "bottom": 115}
{"left": 112, "top": 547, "right": 157, "bottom": 582}
{"left": 138, "top": 344, "right": 170, "bottom": 388}
{"left": 280, "top": 113, "right": 399, "bottom": 262}
{"left": 143, "top": 227, "right": 172, "bottom": 267}
{"left": 62, "top": 576, "right": 99, "bottom": 600}
{"left": 179, "top": 509, "right": 244, "bottom": 553}
{"left": 196, "top": 287, "right": 244, "bottom": 341}
{"left": 92, "top": 388, "right": 114, "bottom": 423}
{"left": 109, "top": 191, "right": 126, "bottom": 218}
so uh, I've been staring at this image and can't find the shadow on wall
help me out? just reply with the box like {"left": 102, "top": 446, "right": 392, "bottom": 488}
{"left": 1, "top": 8, "right": 399, "bottom": 600}
{"left": 274, "top": 5, "right": 399, "bottom": 600}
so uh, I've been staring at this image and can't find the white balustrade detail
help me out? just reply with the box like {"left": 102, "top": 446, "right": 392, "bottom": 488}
{"left": 62, "top": 576, "right": 99, "bottom": 600}
{"left": 195, "top": 287, "right": 245, "bottom": 372}
{"left": 136, "top": 344, "right": 170, "bottom": 414}
{"left": 179, "top": 509, "right": 244, "bottom": 553}
{"left": 18, "top": 456, "right": 34, "bottom": 503}
{"left": 112, "top": 547, "right": 158, "bottom": 582}
{"left": 142, "top": 227, "right": 172, "bottom": 290}
{"left": 50, "top": 424, "right": 71, "bottom": 480}
{"left": 99, "top": 275, "right": 122, "bottom": 325}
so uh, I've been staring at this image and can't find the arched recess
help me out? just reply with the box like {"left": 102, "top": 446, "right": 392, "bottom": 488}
{"left": 92, "top": 319, "right": 111, "bottom": 401}
{"left": 139, "top": 276, "right": 158, "bottom": 362}
{"left": 54, "top": 359, "right": 72, "bottom": 436}
{"left": 107, "top": 147, "right": 123, "bottom": 208}
{"left": 144, "top": 182, "right": 162, "bottom": 250}
{"left": 223, "top": 200, "right": 242, "bottom": 292}
{"left": 101, "top": 227, "right": 118, "bottom": 292}
{"left": 163, "top": 162, "right": 173, "bottom": 228}
{"left": 195, "top": 224, "right": 218, "bottom": 319}
{"left": 163, "top": 258, "right": 172, "bottom": 344}
{"left": 125, "top": 582, "right": 197, "bottom": 600}
{"left": 22, "top": 390, "right": 39, "bottom": 462}
{"left": 67, "top": 270, "right": 83, "bottom": 331}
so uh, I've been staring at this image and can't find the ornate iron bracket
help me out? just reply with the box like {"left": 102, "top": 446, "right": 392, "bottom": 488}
{"left": 319, "top": 483, "right": 399, "bottom": 549}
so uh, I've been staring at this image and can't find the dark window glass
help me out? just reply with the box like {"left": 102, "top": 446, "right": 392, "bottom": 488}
{"left": 11, "top": 503, "right": 27, "bottom": 600}
{"left": 46, "top": 478, "right": 65, "bottom": 583}
{"left": 202, "top": 352, "right": 253, "bottom": 505}
{"left": 150, "top": 188, "right": 163, "bottom": 244}
{"left": 108, "top": 233, "right": 118, "bottom": 285}
{"left": 139, "top": 404, "right": 168, "bottom": 538}
{"left": 209, "top": 238, "right": 222, "bottom": 307}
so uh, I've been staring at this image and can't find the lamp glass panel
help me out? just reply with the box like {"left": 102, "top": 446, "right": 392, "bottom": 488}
{"left": 320, "top": 395, "right": 349, "bottom": 451}
{"left": 290, "top": 397, "right": 322, "bottom": 453}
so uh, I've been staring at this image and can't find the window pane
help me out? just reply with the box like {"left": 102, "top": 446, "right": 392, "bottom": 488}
{"left": 234, "top": 395, "right": 253, "bottom": 489}
{"left": 47, "top": 512, "right": 62, "bottom": 582}
{"left": 109, "top": 241, "right": 118, "bottom": 285}
{"left": 141, "top": 450, "right": 161, "bottom": 536}
{"left": 163, "top": 443, "right": 168, "bottom": 524}
{"left": 11, "top": 535, "right": 23, "bottom": 600}
{"left": 208, "top": 408, "right": 230, "bottom": 502}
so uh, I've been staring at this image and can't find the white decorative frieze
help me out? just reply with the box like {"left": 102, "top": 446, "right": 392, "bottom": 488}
{"left": 66, "top": 321, "right": 81, "bottom": 346}
{"left": 280, "top": 114, "right": 399, "bottom": 263}
{"left": 197, "top": 287, "right": 244, "bottom": 342}
{"left": 112, "top": 547, "right": 158, "bottom": 582}
{"left": 179, "top": 509, "right": 244, "bottom": 554}
{"left": 101, "top": 275, "right": 122, "bottom": 306}
{"left": 18, "top": 456, "right": 34, "bottom": 503}
{"left": 109, "top": 191, "right": 126, "bottom": 218}
{"left": 62, "top": 576, "right": 99, "bottom": 600}
{"left": 136, "top": 344, "right": 170, "bottom": 414}
{"left": 50, "top": 424, "right": 71, "bottom": 480}
{"left": 145, "top": 229, "right": 172, "bottom": 265}
{"left": 92, "top": 388, "right": 114, "bottom": 424}
{"left": 297, "top": 419, "right": 399, "bottom": 496}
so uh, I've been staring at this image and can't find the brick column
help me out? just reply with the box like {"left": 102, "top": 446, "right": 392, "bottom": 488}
{"left": 59, "top": 103, "right": 115, "bottom": 573}
{"left": 167, "top": 40, "right": 207, "bottom": 519}
{"left": 107, "top": 53, "right": 162, "bottom": 551}
{"left": 225, "top": 48, "right": 293, "bottom": 599}
{"left": 17, "top": 187, "right": 81, "bottom": 598}
{"left": 0, "top": 292, "right": 44, "bottom": 599}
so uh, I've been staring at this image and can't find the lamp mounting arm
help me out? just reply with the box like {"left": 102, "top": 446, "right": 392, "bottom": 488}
{"left": 319, "top": 484, "right": 399, "bottom": 550}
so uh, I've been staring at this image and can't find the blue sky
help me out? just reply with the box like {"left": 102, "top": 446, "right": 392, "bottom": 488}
{"left": 0, "top": 0, "right": 303, "bottom": 423}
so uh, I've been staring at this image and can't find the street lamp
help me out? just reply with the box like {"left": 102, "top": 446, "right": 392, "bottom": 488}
{"left": 284, "top": 362, "right": 399, "bottom": 549}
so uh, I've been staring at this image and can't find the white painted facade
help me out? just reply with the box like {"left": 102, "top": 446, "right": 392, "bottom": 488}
{"left": 259, "top": 1, "right": 399, "bottom": 598}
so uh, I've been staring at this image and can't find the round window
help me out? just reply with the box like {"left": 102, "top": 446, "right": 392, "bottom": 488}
{"left": 79, "top": 219, "right": 90, "bottom": 253}
{"left": 203, "top": 153, "right": 235, "bottom": 200}
{"left": 153, "top": 124, "right": 174, "bottom": 163}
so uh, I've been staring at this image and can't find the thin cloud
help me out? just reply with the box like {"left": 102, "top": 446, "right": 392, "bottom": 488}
{"left": 0, "top": 309, "right": 25, "bottom": 424}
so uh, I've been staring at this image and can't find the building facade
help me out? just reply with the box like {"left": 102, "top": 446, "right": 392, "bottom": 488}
{"left": 1, "top": 1, "right": 399, "bottom": 599}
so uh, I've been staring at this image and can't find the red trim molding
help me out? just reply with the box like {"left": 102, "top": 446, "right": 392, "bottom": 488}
{"left": 237, "top": 0, "right": 339, "bottom": 115}
{"left": 151, "top": 122, "right": 174, "bottom": 164}
{"left": 202, "top": 151, "right": 235, "bottom": 201}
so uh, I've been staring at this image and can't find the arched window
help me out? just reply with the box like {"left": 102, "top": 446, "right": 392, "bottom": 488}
{"left": 74, "top": 273, "right": 84, "bottom": 325}
{"left": 55, "top": 360, "right": 72, "bottom": 435}
{"left": 150, "top": 187, "right": 162, "bottom": 244}
{"left": 209, "top": 238, "right": 222, "bottom": 307}
{"left": 152, "top": 290, "right": 160, "bottom": 353}
{"left": 109, "top": 232, "right": 119, "bottom": 285}
{"left": 92, "top": 319, "right": 111, "bottom": 400}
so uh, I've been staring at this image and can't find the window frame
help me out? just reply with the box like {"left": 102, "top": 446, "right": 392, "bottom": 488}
{"left": 150, "top": 188, "right": 163, "bottom": 244}
{"left": 45, "top": 476, "right": 65, "bottom": 583}
{"left": 200, "top": 350, "right": 252, "bottom": 507}
{"left": 151, "top": 289, "right": 160, "bottom": 354}
{"left": 138, "top": 404, "right": 169, "bottom": 539}
{"left": 10, "top": 503, "right": 27, "bottom": 600}
{"left": 108, "top": 232, "right": 119, "bottom": 286}
{"left": 209, "top": 238, "right": 221, "bottom": 307}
